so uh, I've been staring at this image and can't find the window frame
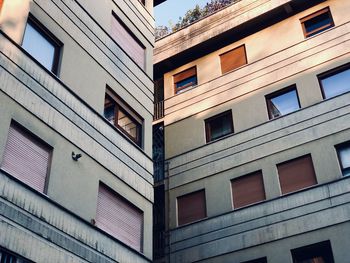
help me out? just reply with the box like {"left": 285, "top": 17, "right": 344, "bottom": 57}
{"left": 241, "top": 257, "right": 267, "bottom": 263}
{"left": 300, "top": 7, "right": 334, "bottom": 38}
{"left": 265, "top": 85, "right": 301, "bottom": 120}
{"left": 205, "top": 110, "right": 234, "bottom": 143}
{"left": 277, "top": 154, "right": 317, "bottom": 195}
{"left": 219, "top": 44, "right": 248, "bottom": 74}
{"left": 111, "top": 11, "right": 146, "bottom": 69}
{"left": 335, "top": 141, "right": 350, "bottom": 177}
{"left": 231, "top": 170, "right": 266, "bottom": 209}
{"left": 318, "top": 62, "right": 350, "bottom": 100}
{"left": 291, "top": 240, "right": 335, "bottom": 263}
{"left": 173, "top": 66, "right": 198, "bottom": 94}
{"left": 104, "top": 88, "right": 143, "bottom": 147}
{"left": 0, "top": 121, "right": 53, "bottom": 194}
{"left": 22, "top": 14, "right": 62, "bottom": 75}
{"left": 177, "top": 189, "right": 207, "bottom": 226}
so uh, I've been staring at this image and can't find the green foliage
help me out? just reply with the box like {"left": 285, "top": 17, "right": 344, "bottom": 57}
{"left": 155, "top": 0, "right": 237, "bottom": 39}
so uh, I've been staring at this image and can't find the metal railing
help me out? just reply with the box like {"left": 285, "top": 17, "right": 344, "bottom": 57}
{"left": 154, "top": 101, "right": 164, "bottom": 121}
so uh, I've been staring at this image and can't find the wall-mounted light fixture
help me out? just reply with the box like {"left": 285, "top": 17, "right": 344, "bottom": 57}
{"left": 72, "top": 151, "right": 82, "bottom": 161}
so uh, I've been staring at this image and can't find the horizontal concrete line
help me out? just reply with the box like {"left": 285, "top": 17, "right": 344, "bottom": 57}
{"left": 0, "top": 56, "right": 153, "bottom": 183}
{"left": 170, "top": 188, "right": 349, "bottom": 251}
{"left": 51, "top": 0, "right": 154, "bottom": 96}
{"left": 171, "top": 202, "right": 350, "bottom": 262}
{"left": 154, "top": 0, "right": 263, "bottom": 54}
{"left": 168, "top": 96, "right": 350, "bottom": 176}
{"left": 0, "top": 65, "right": 154, "bottom": 201}
{"left": 115, "top": 0, "right": 155, "bottom": 38}
{"left": 0, "top": 174, "right": 151, "bottom": 263}
{"left": 164, "top": 23, "right": 350, "bottom": 116}
{"left": 34, "top": 0, "right": 154, "bottom": 108}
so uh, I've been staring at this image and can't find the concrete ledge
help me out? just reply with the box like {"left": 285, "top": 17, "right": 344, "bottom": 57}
{"left": 0, "top": 172, "right": 151, "bottom": 263}
{"left": 0, "top": 35, "right": 154, "bottom": 201}
{"left": 168, "top": 177, "right": 350, "bottom": 262}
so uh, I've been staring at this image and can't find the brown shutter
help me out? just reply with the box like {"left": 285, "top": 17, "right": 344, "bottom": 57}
{"left": 111, "top": 14, "right": 145, "bottom": 68}
{"left": 277, "top": 154, "right": 317, "bottom": 195}
{"left": 231, "top": 171, "right": 266, "bottom": 209}
{"left": 0, "top": 123, "right": 51, "bottom": 193}
{"left": 177, "top": 190, "right": 206, "bottom": 226}
{"left": 220, "top": 45, "right": 247, "bottom": 74}
{"left": 96, "top": 183, "right": 143, "bottom": 252}
{"left": 173, "top": 67, "right": 197, "bottom": 84}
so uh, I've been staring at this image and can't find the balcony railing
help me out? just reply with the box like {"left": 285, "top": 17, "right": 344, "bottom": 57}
{"left": 154, "top": 101, "right": 164, "bottom": 121}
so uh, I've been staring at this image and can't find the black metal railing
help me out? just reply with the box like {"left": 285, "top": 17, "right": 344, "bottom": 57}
{"left": 154, "top": 101, "right": 164, "bottom": 121}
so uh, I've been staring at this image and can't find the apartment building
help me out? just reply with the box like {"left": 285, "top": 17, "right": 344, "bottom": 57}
{"left": 154, "top": 0, "right": 350, "bottom": 262}
{"left": 0, "top": 0, "right": 154, "bottom": 262}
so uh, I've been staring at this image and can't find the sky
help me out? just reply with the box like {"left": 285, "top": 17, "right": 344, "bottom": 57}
{"left": 155, "top": 0, "right": 210, "bottom": 27}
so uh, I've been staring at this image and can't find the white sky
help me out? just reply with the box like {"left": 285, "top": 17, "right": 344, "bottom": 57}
{"left": 154, "top": 0, "right": 209, "bottom": 27}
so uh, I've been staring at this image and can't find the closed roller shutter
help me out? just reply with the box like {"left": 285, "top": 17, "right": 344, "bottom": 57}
{"left": 220, "top": 45, "right": 247, "bottom": 74}
{"left": 96, "top": 183, "right": 143, "bottom": 252}
{"left": 111, "top": 13, "right": 145, "bottom": 69}
{"left": 1, "top": 123, "right": 51, "bottom": 193}
{"left": 277, "top": 154, "right": 317, "bottom": 195}
{"left": 177, "top": 189, "right": 206, "bottom": 226}
{"left": 231, "top": 171, "right": 266, "bottom": 209}
{"left": 173, "top": 67, "right": 197, "bottom": 84}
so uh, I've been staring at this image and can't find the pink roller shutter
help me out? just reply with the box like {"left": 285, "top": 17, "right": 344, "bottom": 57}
{"left": 96, "top": 183, "right": 143, "bottom": 252}
{"left": 111, "top": 14, "right": 145, "bottom": 68}
{"left": 0, "top": 123, "right": 51, "bottom": 193}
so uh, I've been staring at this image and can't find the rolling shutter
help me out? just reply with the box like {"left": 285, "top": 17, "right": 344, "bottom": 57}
{"left": 231, "top": 171, "right": 266, "bottom": 209}
{"left": 173, "top": 67, "right": 197, "bottom": 84}
{"left": 277, "top": 154, "right": 317, "bottom": 195}
{"left": 177, "top": 190, "right": 206, "bottom": 226}
{"left": 111, "top": 14, "right": 145, "bottom": 68}
{"left": 96, "top": 184, "right": 143, "bottom": 252}
{"left": 220, "top": 45, "right": 247, "bottom": 74}
{"left": 0, "top": 123, "right": 51, "bottom": 193}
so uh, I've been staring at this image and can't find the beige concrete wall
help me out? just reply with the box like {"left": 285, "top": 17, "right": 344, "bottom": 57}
{"left": 162, "top": 0, "right": 350, "bottom": 158}
{"left": 0, "top": 0, "right": 154, "bottom": 156}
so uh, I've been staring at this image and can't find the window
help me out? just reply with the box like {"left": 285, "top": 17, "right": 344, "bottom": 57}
{"left": 300, "top": 7, "right": 334, "bottom": 38}
{"left": 0, "top": 122, "right": 52, "bottom": 193}
{"left": 336, "top": 142, "right": 350, "bottom": 177}
{"left": 177, "top": 190, "right": 206, "bottom": 226}
{"left": 241, "top": 257, "right": 267, "bottom": 263}
{"left": 96, "top": 183, "right": 143, "bottom": 252}
{"left": 318, "top": 64, "right": 350, "bottom": 99}
{"left": 266, "top": 86, "right": 300, "bottom": 119}
{"left": 0, "top": 247, "right": 32, "bottom": 263}
{"left": 220, "top": 45, "right": 247, "bottom": 74}
{"left": 205, "top": 110, "right": 233, "bottom": 142}
{"left": 291, "top": 240, "right": 335, "bottom": 263}
{"left": 173, "top": 67, "right": 197, "bottom": 94}
{"left": 231, "top": 171, "right": 266, "bottom": 209}
{"left": 104, "top": 89, "right": 143, "bottom": 147}
{"left": 22, "top": 15, "right": 62, "bottom": 75}
{"left": 277, "top": 154, "right": 317, "bottom": 195}
{"left": 111, "top": 12, "right": 145, "bottom": 68}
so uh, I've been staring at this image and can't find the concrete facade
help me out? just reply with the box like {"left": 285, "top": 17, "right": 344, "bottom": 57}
{"left": 0, "top": 0, "right": 154, "bottom": 262}
{"left": 154, "top": 0, "right": 350, "bottom": 262}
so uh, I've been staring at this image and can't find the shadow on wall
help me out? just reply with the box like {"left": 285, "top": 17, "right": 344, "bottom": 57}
{"left": 0, "top": 0, "right": 31, "bottom": 44}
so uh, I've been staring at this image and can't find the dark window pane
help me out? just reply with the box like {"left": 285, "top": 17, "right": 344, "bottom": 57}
{"left": 291, "top": 240, "right": 334, "bottom": 263}
{"left": 267, "top": 88, "right": 300, "bottom": 119}
{"left": 301, "top": 8, "right": 334, "bottom": 38}
{"left": 22, "top": 21, "right": 59, "bottom": 73}
{"left": 304, "top": 12, "right": 332, "bottom": 36}
{"left": 337, "top": 143, "right": 350, "bottom": 177}
{"left": 320, "top": 68, "right": 350, "bottom": 99}
{"left": 175, "top": 75, "right": 197, "bottom": 93}
{"left": 205, "top": 111, "right": 233, "bottom": 142}
{"left": 104, "top": 92, "right": 142, "bottom": 147}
